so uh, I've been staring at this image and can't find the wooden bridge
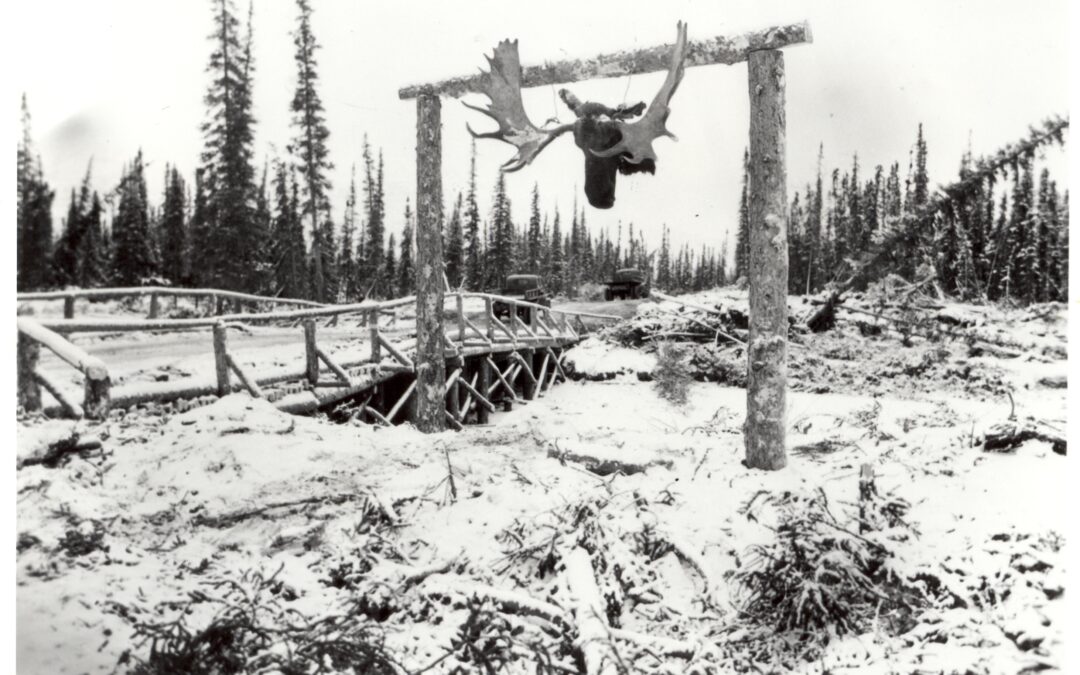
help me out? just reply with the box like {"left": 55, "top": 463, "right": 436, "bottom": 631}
{"left": 16, "top": 287, "right": 621, "bottom": 429}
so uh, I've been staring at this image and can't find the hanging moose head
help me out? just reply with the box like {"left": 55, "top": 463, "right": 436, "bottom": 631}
{"left": 464, "top": 22, "right": 689, "bottom": 209}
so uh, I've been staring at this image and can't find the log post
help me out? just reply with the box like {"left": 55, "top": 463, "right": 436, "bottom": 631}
{"left": 456, "top": 293, "right": 466, "bottom": 345}
{"left": 212, "top": 322, "right": 231, "bottom": 397}
{"left": 17, "top": 332, "right": 42, "bottom": 413}
{"left": 476, "top": 357, "right": 491, "bottom": 423}
{"left": 485, "top": 297, "right": 495, "bottom": 342}
{"left": 412, "top": 93, "right": 446, "bottom": 432}
{"left": 148, "top": 293, "right": 160, "bottom": 319}
{"left": 63, "top": 296, "right": 76, "bottom": 319}
{"left": 744, "top": 49, "right": 788, "bottom": 471}
{"left": 83, "top": 367, "right": 111, "bottom": 420}
{"left": 369, "top": 310, "right": 381, "bottom": 363}
{"left": 303, "top": 319, "right": 319, "bottom": 385}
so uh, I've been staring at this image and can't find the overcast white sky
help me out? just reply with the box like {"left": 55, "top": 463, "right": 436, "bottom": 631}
{"left": 13, "top": 0, "right": 1070, "bottom": 257}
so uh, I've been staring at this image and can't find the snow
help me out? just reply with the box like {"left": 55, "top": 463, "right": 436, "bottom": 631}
{"left": 15, "top": 289, "right": 1069, "bottom": 674}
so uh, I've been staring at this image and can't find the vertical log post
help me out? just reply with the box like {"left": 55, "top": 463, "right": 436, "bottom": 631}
{"left": 148, "top": 293, "right": 160, "bottom": 319}
{"left": 476, "top": 356, "right": 491, "bottom": 424}
{"left": 17, "top": 332, "right": 42, "bottom": 413}
{"left": 63, "top": 296, "right": 76, "bottom": 319}
{"left": 83, "top": 363, "right": 111, "bottom": 420}
{"left": 369, "top": 310, "right": 381, "bottom": 363}
{"left": 456, "top": 294, "right": 466, "bottom": 345}
{"left": 744, "top": 49, "right": 789, "bottom": 471}
{"left": 212, "top": 322, "right": 231, "bottom": 397}
{"left": 303, "top": 319, "right": 319, "bottom": 385}
{"left": 485, "top": 297, "right": 495, "bottom": 342}
{"left": 412, "top": 93, "right": 447, "bottom": 432}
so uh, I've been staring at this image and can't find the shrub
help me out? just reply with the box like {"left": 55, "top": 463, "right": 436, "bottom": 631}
{"left": 653, "top": 342, "right": 692, "bottom": 406}
{"left": 112, "top": 566, "right": 398, "bottom": 674}
{"left": 734, "top": 487, "right": 927, "bottom": 657}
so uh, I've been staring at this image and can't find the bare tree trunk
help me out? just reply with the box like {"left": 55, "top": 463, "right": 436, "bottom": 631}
{"left": 412, "top": 94, "right": 446, "bottom": 432}
{"left": 744, "top": 49, "right": 788, "bottom": 471}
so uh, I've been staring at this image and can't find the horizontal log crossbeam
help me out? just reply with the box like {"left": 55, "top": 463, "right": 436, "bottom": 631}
{"left": 399, "top": 22, "right": 812, "bottom": 99}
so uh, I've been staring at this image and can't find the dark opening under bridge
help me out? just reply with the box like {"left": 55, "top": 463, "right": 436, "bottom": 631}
{"left": 16, "top": 287, "right": 622, "bottom": 428}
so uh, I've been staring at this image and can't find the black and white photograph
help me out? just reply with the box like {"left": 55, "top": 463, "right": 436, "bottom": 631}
{"left": 8, "top": 1, "right": 1076, "bottom": 673}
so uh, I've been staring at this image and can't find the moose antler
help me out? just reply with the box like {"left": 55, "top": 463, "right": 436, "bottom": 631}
{"left": 464, "top": 40, "right": 575, "bottom": 172}
{"left": 591, "top": 21, "right": 689, "bottom": 164}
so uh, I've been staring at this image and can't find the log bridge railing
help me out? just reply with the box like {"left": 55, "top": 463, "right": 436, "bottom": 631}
{"left": 17, "top": 291, "right": 620, "bottom": 429}
{"left": 17, "top": 286, "right": 327, "bottom": 320}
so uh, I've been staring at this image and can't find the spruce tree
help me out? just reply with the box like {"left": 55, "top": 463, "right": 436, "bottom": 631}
{"left": 339, "top": 165, "right": 359, "bottom": 300}
{"left": 289, "top": 0, "right": 334, "bottom": 301}
{"left": 527, "top": 184, "right": 542, "bottom": 273}
{"left": 384, "top": 233, "right": 396, "bottom": 297}
{"left": 734, "top": 148, "right": 750, "bottom": 280}
{"left": 270, "top": 161, "right": 307, "bottom": 298}
{"left": 463, "top": 140, "right": 484, "bottom": 290}
{"left": 399, "top": 199, "right": 414, "bottom": 296}
{"left": 76, "top": 192, "right": 108, "bottom": 287}
{"left": 445, "top": 193, "right": 465, "bottom": 288}
{"left": 161, "top": 165, "right": 188, "bottom": 284}
{"left": 112, "top": 151, "right": 158, "bottom": 285}
{"left": 199, "top": 0, "right": 258, "bottom": 291}
{"left": 548, "top": 209, "right": 563, "bottom": 294}
{"left": 17, "top": 95, "right": 55, "bottom": 291}
{"left": 488, "top": 172, "right": 513, "bottom": 287}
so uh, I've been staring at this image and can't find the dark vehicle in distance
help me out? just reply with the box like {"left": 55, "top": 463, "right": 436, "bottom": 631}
{"left": 603, "top": 268, "right": 650, "bottom": 300}
{"left": 493, "top": 274, "right": 551, "bottom": 320}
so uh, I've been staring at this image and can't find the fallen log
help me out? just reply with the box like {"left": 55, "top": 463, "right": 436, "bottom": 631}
{"left": 983, "top": 421, "right": 1065, "bottom": 456}
{"left": 564, "top": 547, "right": 618, "bottom": 675}
{"left": 18, "top": 432, "right": 102, "bottom": 468}
{"left": 548, "top": 443, "right": 673, "bottom": 476}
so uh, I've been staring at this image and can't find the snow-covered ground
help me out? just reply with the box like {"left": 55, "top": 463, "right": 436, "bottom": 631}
{"left": 15, "top": 289, "right": 1068, "bottom": 674}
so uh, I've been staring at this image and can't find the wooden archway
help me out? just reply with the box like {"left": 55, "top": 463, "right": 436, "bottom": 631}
{"left": 399, "top": 22, "right": 812, "bottom": 471}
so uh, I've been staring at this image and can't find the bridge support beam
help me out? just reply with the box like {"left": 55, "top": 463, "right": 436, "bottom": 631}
{"left": 744, "top": 49, "right": 788, "bottom": 471}
{"left": 412, "top": 93, "right": 447, "bottom": 432}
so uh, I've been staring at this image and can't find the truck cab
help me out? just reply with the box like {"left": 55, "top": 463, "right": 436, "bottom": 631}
{"left": 494, "top": 274, "right": 551, "bottom": 320}
{"left": 603, "top": 268, "right": 650, "bottom": 300}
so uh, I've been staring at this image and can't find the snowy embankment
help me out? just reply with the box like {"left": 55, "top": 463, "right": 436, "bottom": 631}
{"left": 15, "top": 288, "right": 1068, "bottom": 674}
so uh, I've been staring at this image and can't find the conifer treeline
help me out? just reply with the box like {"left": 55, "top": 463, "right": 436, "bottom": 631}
{"left": 16, "top": 2, "right": 1068, "bottom": 307}
{"left": 731, "top": 120, "right": 1069, "bottom": 303}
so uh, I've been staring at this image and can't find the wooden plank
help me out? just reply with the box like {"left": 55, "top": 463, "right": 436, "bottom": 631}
{"left": 486, "top": 357, "right": 520, "bottom": 401}
{"left": 379, "top": 333, "right": 416, "bottom": 369}
{"left": 547, "top": 348, "right": 568, "bottom": 381}
{"left": 226, "top": 354, "right": 264, "bottom": 398}
{"left": 458, "top": 370, "right": 496, "bottom": 413}
{"left": 399, "top": 21, "right": 812, "bottom": 99}
{"left": 316, "top": 346, "right": 354, "bottom": 387}
{"left": 457, "top": 372, "right": 479, "bottom": 421}
{"left": 17, "top": 317, "right": 109, "bottom": 381}
{"left": 745, "top": 49, "right": 789, "bottom": 471}
{"left": 34, "top": 368, "right": 82, "bottom": 418}
{"left": 535, "top": 353, "right": 550, "bottom": 397}
{"left": 366, "top": 406, "right": 392, "bottom": 427}
{"left": 488, "top": 363, "right": 521, "bottom": 398}
{"left": 490, "top": 314, "right": 516, "bottom": 343}
{"left": 387, "top": 380, "right": 418, "bottom": 422}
